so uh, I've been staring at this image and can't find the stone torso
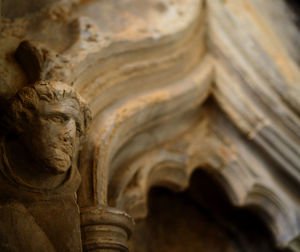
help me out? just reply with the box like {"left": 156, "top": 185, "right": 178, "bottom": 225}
{"left": 0, "top": 140, "right": 82, "bottom": 252}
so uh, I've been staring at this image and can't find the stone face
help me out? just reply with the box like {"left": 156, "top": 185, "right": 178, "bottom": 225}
{"left": 0, "top": 80, "right": 91, "bottom": 251}
{"left": 0, "top": 0, "right": 299, "bottom": 251}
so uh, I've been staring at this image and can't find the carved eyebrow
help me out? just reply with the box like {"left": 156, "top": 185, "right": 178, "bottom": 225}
{"left": 45, "top": 111, "right": 82, "bottom": 126}
{"left": 46, "top": 111, "right": 68, "bottom": 119}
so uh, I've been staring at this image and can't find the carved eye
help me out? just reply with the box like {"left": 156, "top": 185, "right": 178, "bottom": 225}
{"left": 50, "top": 115, "right": 67, "bottom": 123}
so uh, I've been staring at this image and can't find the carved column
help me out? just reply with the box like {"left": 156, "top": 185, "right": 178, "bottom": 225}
{"left": 78, "top": 129, "right": 135, "bottom": 251}
{"left": 81, "top": 207, "right": 133, "bottom": 252}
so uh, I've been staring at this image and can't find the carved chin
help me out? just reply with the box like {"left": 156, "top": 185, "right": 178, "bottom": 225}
{"left": 42, "top": 150, "right": 72, "bottom": 174}
{"left": 49, "top": 158, "right": 72, "bottom": 174}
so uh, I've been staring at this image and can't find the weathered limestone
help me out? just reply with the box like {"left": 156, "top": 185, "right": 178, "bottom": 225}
{"left": 0, "top": 80, "right": 91, "bottom": 251}
{"left": 81, "top": 206, "right": 133, "bottom": 251}
{"left": 0, "top": 0, "right": 299, "bottom": 251}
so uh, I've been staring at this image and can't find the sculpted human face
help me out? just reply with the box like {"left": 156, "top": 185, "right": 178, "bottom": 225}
{"left": 24, "top": 98, "right": 83, "bottom": 174}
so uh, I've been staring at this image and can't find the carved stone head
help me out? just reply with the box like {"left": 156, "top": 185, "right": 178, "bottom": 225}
{"left": 3, "top": 80, "right": 91, "bottom": 175}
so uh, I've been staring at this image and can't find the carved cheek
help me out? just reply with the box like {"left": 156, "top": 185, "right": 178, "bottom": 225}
{"left": 32, "top": 120, "right": 48, "bottom": 142}
{"left": 65, "top": 120, "right": 77, "bottom": 142}
{"left": 39, "top": 121, "right": 61, "bottom": 143}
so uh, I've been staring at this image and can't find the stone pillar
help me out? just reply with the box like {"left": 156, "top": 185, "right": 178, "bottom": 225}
{"left": 81, "top": 206, "right": 134, "bottom": 252}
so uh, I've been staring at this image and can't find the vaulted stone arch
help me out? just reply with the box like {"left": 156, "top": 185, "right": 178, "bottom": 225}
{"left": 0, "top": 0, "right": 299, "bottom": 251}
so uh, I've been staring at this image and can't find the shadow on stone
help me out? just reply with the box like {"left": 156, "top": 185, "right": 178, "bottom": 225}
{"left": 130, "top": 169, "right": 291, "bottom": 252}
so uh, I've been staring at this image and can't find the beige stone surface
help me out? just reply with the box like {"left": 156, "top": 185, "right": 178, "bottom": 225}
{"left": 0, "top": 0, "right": 299, "bottom": 251}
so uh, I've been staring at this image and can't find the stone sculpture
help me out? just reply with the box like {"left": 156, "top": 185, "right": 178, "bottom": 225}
{"left": 0, "top": 80, "right": 91, "bottom": 251}
{"left": 0, "top": 0, "right": 299, "bottom": 251}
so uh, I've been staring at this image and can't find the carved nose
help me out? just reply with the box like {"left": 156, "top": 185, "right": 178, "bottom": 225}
{"left": 64, "top": 119, "right": 76, "bottom": 142}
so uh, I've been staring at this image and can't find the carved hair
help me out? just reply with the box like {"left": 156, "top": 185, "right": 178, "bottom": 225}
{"left": 3, "top": 81, "right": 91, "bottom": 136}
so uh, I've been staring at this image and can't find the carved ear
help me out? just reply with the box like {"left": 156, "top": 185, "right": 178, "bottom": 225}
{"left": 82, "top": 106, "right": 92, "bottom": 135}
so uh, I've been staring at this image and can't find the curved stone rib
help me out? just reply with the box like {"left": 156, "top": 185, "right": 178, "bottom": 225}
{"left": 112, "top": 106, "right": 300, "bottom": 250}
{"left": 111, "top": 149, "right": 188, "bottom": 217}
{"left": 67, "top": 0, "right": 206, "bottom": 114}
{"left": 245, "top": 183, "right": 300, "bottom": 250}
{"left": 78, "top": 57, "right": 213, "bottom": 207}
{"left": 209, "top": 5, "right": 300, "bottom": 138}
{"left": 2, "top": 0, "right": 300, "bottom": 251}
{"left": 73, "top": 12, "right": 206, "bottom": 114}
{"left": 208, "top": 0, "right": 300, "bottom": 107}
{"left": 213, "top": 62, "right": 300, "bottom": 184}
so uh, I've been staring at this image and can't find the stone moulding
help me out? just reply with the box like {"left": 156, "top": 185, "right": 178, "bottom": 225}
{"left": 1, "top": 0, "right": 300, "bottom": 251}
{"left": 80, "top": 206, "right": 134, "bottom": 251}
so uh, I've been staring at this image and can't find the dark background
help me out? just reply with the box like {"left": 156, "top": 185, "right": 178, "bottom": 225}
{"left": 285, "top": 0, "right": 300, "bottom": 28}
